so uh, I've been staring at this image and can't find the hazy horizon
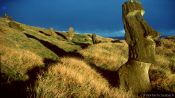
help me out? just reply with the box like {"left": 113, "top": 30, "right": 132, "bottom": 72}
{"left": 0, "top": 0, "right": 175, "bottom": 37}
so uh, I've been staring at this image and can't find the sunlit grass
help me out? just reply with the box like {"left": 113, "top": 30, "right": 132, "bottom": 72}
{"left": 78, "top": 42, "right": 128, "bottom": 71}
{"left": 36, "top": 57, "right": 131, "bottom": 98}
{"left": 0, "top": 45, "right": 44, "bottom": 80}
{"left": 149, "top": 38, "right": 175, "bottom": 92}
{"left": 0, "top": 17, "right": 175, "bottom": 97}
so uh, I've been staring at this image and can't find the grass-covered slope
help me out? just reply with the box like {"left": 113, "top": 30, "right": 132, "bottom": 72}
{"left": 0, "top": 17, "right": 131, "bottom": 97}
{"left": 0, "top": 17, "right": 175, "bottom": 97}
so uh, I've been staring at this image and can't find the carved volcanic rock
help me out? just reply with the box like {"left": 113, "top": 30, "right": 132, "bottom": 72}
{"left": 123, "top": 2, "right": 159, "bottom": 63}
{"left": 119, "top": 1, "right": 160, "bottom": 94}
{"left": 119, "top": 60, "right": 151, "bottom": 93}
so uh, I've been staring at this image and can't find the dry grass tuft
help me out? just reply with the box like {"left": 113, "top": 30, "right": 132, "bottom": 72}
{"left": 96, "top": 35, "right": 114, "bottom": 43}
{"left": 0, "top": 45, "right": 44, "bottom": 80}
{"left": 156, "top": 39, "right": 175, "bottom": 57}
{"left": 160, "top": 74, "right": 175, "bottom": 93}
{"left": 150, "top": 38, "right": 175, "bottom": 92}
{"left": 154, "top": 55, "right": 171, "bottom": 70}
{"left": 150, "top": 65, "right": 175, "bottom": 93}
{"left": 36, "top": 57, "right": 131, "bottom": 98}
{"left": 78, "top": 42, "right": 128, "bottom": 71}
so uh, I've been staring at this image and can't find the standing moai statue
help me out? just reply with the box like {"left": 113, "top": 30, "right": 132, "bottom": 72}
{"left": 118, "top": 1, "right": 160, "bottom": 94}
{"left": 128, "top": 0, "right": 134, "bottom": 2}
{"left": 67, "top": 27, "right": 75, "bottom": 41}
{"left": 92, "top": 33, "right": 97, "bottom": 44}
{"left": 128, "top": 0, "right": 140, "bottom": 3}
{"left": 3, "top": 13, "right": 13, "bottom": 20}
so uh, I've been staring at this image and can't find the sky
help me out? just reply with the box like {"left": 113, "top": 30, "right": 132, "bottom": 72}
{"left": 0, "top": 0, "right": 175, "bottom": 37}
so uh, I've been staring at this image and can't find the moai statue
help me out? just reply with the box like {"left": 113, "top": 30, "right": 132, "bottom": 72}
{"left": 128, "top": 0, "right": 134, "bottom": 2}
{"left": 128, "top": 0, "right": 140, "bottom": 3}
{"left": 67, "top": 27, "right": 75, "bottom": 41}
{"left": 118, "top": 1, "right": 160, "bottom": 94}
{"left": 3, "top": 13, "right": 13, "bottom": 20}
{"left": 92, "top": 33, "right": 97, "bottom": 44}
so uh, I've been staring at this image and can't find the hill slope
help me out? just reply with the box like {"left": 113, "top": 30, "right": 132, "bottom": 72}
{"left": 0, "top": 17, "right": 131, "bottom": 97}
{"left": 0, "top": 17, "right": 175, "bottom": 97}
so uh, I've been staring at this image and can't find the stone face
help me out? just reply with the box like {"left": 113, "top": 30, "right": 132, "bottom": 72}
{"left": 123, "top": 2, "right": 144, "bottom": 16}
{"left": 122, "top": 2, "right": 159, "bottom": 63}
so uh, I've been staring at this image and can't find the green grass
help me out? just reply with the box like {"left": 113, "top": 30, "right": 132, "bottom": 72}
{"left": 0, "top": 17, "right": 175, "bottom": 97}
{"left": 0, "top": 17, "right": 132, "bottom": 97}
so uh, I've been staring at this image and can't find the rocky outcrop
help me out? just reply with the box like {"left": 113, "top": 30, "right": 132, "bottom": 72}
{"left": 119, "top": 1, "right": 160, "bottom": 94}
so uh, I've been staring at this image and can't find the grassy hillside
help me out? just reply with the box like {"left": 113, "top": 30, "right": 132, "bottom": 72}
{"left": 0, "top": 17, "right": 175, "bottom": 97}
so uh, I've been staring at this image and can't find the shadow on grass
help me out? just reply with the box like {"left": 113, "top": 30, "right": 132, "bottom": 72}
{"left": 88, "top": 62, "right": 120, "bottom": 87}
{"left": 24, "top": 33, "right": 120, "bottom": 87}
{"left": 72, "top": 41, "right": 91, "bottom": 49}
{"left": 24, "top": 33, "right": 84, "bottom": 59}
{"left": 0, "top": 58, "right": 58, "bottom": 98}
{"left": 0, "top": 33, "right": 85, "bottom": 97}
{"left": 55, "top": 31, "right": 68, "bottom": 40}
{"left": 0, "top": 73, "right": 27, "bottom": 98}
{"left": 39, "top": 30, "right": 51, "bottom": 36}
